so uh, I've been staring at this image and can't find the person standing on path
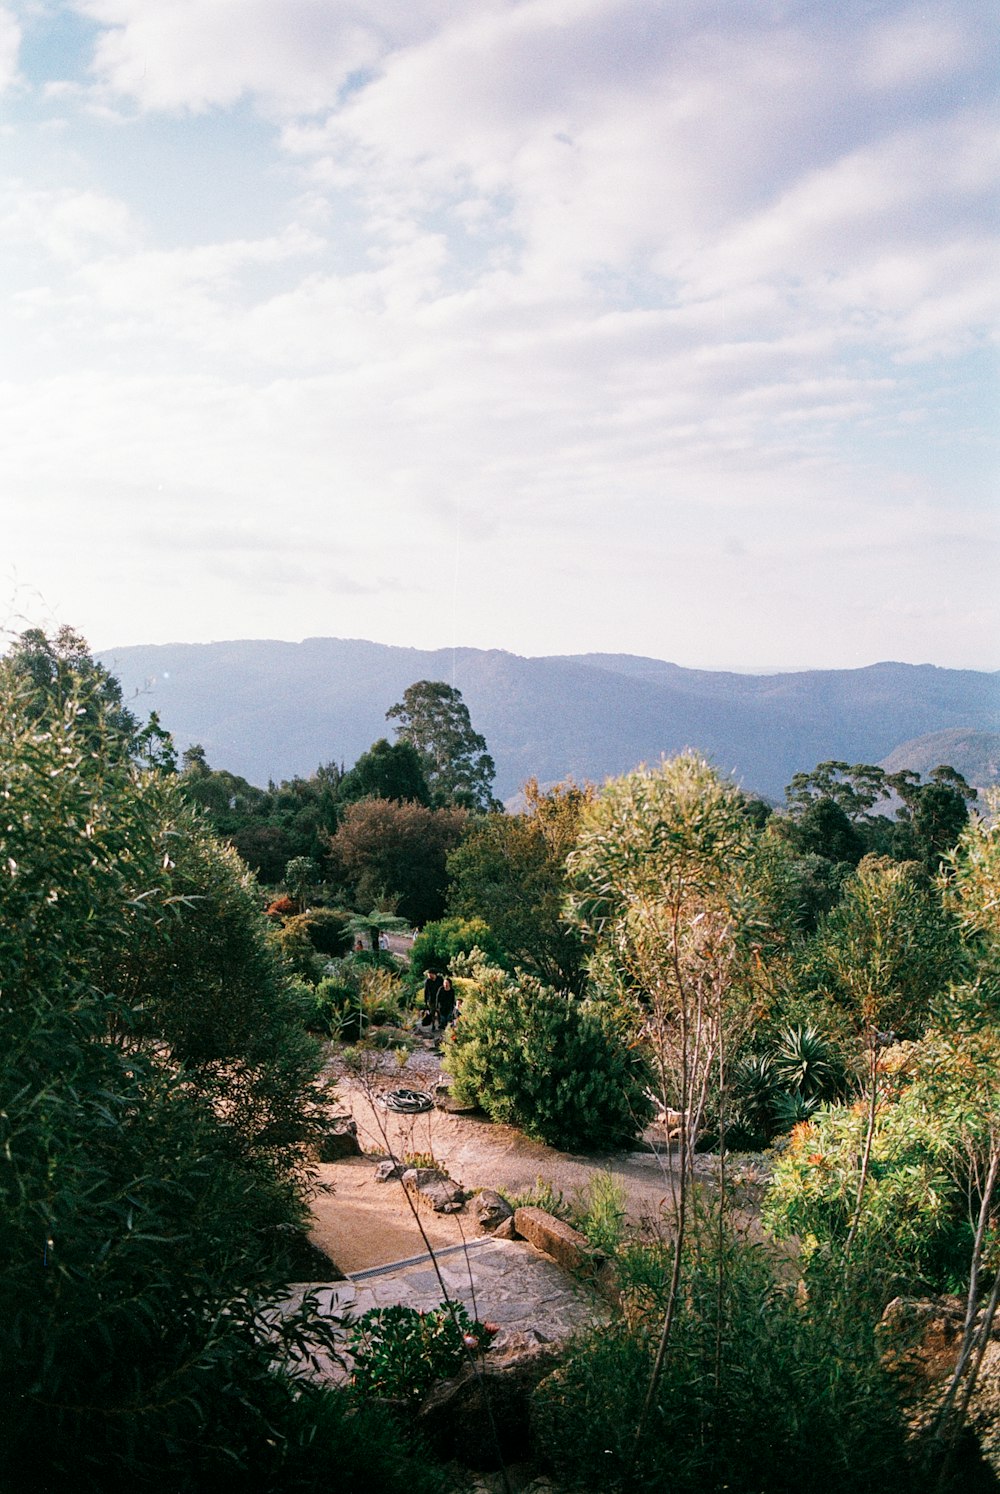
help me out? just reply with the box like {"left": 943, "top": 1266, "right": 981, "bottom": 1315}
{"left": 422, "top": 968, "right": 443, "bottom": 1028}
{"left": 436, "top": 976, "right": 456, "bottom": 1031}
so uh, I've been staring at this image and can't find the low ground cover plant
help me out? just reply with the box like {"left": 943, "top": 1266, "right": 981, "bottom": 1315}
{"left": 349, "top": 1302, "right": 495, "bottom": 1407}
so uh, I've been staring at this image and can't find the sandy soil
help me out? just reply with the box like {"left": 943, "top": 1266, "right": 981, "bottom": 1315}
{"left": 309, "top": 1039, "right": 685, "bottom": 1275}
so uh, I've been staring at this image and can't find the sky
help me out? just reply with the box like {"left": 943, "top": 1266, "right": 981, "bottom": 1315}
{"left": 1, "top": 0, "right": 997, "bottom": 672}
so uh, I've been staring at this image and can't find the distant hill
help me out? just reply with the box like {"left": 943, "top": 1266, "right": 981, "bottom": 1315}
{"left": 879, "top": 730, "right": 1000, "bottom": 794}
{"left": 98, "top": 638, "right": 1000, "bottom": 803}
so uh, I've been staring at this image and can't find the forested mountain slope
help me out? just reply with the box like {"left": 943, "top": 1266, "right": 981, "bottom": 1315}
{"left": 100, "top": 639, "right": 1000, "bottom": 801}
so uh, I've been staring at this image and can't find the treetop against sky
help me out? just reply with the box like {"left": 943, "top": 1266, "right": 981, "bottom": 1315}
{"left": 1, "top": 0, "right": 997, "bottom": 670}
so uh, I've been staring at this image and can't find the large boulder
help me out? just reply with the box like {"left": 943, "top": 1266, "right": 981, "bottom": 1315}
{"left": 881, "top": 1296, "right": 1000, "bottom": 1484}
{"left": 416, "top": 1330, "right": 562, "bottom": 1469}
{"left": 316, "top": 1114, "right": 361, "bottom": 1161}
{"left": 472, "top": 1189, "right": 515, "bottom": 1234}
{"left": 402, "top": 1166, "right": 466, "bottom": 1214}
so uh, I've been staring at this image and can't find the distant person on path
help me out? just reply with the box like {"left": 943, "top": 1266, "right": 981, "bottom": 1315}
{"left": 436, "top": 976, "right": 456, "bottom": 1031}
{"left": 422, "top": 968, "right": 442, "bottom": 1029}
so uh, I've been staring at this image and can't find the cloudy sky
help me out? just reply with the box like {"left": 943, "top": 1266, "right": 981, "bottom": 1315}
{"left": 1, "top": 0, "right": 997, "bottom": 670}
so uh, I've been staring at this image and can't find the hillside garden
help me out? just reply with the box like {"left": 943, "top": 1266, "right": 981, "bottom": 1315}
{"left": 3, "top": 626, "right": 998, "bottom": 1491}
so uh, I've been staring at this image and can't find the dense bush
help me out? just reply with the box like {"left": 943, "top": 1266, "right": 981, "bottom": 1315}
{"left": 408, "top": 914, "right": 507, "bottom": 979}
{"left": 0, "top": 657, "right": 444, "bottom": 1492}
{"left": 533, "top": 1219, "right": 934, "bottom": 1493}
{"left": 444, "top": 967, "right": 653, "bottom": 1150}
{"left": 763, "top": 1020, "right": 1000, "bottom": 1293}
{"left": 309, "top": 961, "right": 409, "bottom": 1039}
{"left": 349, "top": 1302, "right": 494, "bottom": 1408}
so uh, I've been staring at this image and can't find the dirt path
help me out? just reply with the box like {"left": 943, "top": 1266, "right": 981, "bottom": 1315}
{"left": 310, "top": 1043, "right": 683, "bottom": 1275}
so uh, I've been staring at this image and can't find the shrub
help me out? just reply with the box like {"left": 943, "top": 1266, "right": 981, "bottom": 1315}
{"left": 301, "top": 907, "right": 354, "bottom": 956}
{"left": 408, "top": 915, "right": 507, "bottom": 981}
{"left": 763, "top": 1087, "right": 971, "bottom": 1292}
{"left": 730, "top": 1024, "right": 846, "bottom": 1149}
{"left": 533, "top": 1218, "right": 933, "bottom": 1493}
{"left": 349, "top": 1302, "right": 494, "bottom": 1408}
{"left": 443, "top": 968, "right": 653, "bottom": 1151}
{"left": 309, "top": 964, "right": 408, "bottom": 1039}
{"left": 572, "top": 1171, "right": 628, "bottom": 1254}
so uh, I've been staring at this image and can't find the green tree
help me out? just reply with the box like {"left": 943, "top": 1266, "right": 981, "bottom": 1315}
{"left": 567, "top": 753, "right": 760, "bottom": 1460}
{"left": 339, "top": 737, "right": 431, "bottom": 806}
{"left": 0, "top": 660, "right": 377, "bottom": 1490}
{"left": 446, "top": 778, "right": 592, "bottom": 990}
{"left": 5, "top": 623, "right": 142, "bottom": 755}
{"left": 386, "top": 680, "right": 499, "bottom": 811}
{"left": 802, "top": 854, "right": 964, "bottom": 1257}
{"left": 329, "top": 797, "right": 466, "bottom": 927}
{"left": 888, "top": 766, "right": 977, "bottom": 871}
{"left": 409, "top": 915, "right": 507, "bottom": 979}
{"left": 284, "top": 854, "right": 320, "bottom": 910}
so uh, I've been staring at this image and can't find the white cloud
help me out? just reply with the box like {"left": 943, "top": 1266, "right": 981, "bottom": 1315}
{"left": 859, "top": 6, "right": 973, "bottom": 91}
{"left": 1, "top": 0, "right": 996, "bottom": 667}
{"left": 0, "top": 182, "right": 136, "bottom": 261}
{"left": 74, "top": 0, "right": 474, "bottom": 113}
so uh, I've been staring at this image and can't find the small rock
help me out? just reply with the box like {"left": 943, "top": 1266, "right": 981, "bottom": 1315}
{"left": 493, "top": 1216, "right": 519, "bottom": 1240}
{"left": 472, "top": 1189, "right": 515, "bottom": 1234}
{"left": 374, "top": 1159, "right": 404, "bottom": 1183}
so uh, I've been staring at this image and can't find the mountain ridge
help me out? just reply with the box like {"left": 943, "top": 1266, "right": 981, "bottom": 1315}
{"left": 98, "top": 638, "right": 1000, "bottom": 802}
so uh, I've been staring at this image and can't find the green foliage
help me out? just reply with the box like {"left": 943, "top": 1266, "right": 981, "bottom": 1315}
{"left": 446, "top": 778, "right": 593, "bottom": 991}
{"left": 299, "top": 905, "right": 353, "bottom": 955}
{"left": 444, "top": 967, "right": 653, "bottom": 1150}
{"left": 344, "top": 905, "right": 411, "bottom": 953}
{"left": 500, "top": 1176, "right": 570, "bottom": 1218}
{"left": 779, "top": 759, "right": 977, "bottom": 880}
{"left": 763, "top": 1072, "right": 975, "bottom": 1292}
{"left": 729, "top": 1026, "right": 844, "bottom": 1148}
{"left": 5, "top": 623, "right": 142, "bottom": 755}
{"left": 349, "top": 1302, "right": 493, "bottom": 1407}
{"left": 180, "top": 750, "right": 343, "bottom": 883}
{"left": 310, "top": 960, "right": 408, "bottom": 1038}
{"left": 330, "top": 798, "right": 466, "bottom": 927}
{"left": 339, "top": 736, "right": 431, "bottom": 806}
{"left": 534, "top": 1220, "right": 933, "bottom": 1494}
{"left": 943, "top": 796, "right": 1000, "bottom": 953}
{"left": 409, "top": 914, "right": 507, "bottom": 979}
{"left": 802, "top": 854, "right": 965, "bottom": 1039}
{"left": 0, "top": 656, "right": 389, "bottom": 1491}
{"left": 386, "top": 679, "right": 500, "bottom": 812}
{"left": 771, "top": 1021, "right": 845, "bottom": 1099}
{"left": 572, "top": 1171, "right": 628, "bottom": 1254}
{"left": 284, "top": 853, "right": 320, "bottom": 907}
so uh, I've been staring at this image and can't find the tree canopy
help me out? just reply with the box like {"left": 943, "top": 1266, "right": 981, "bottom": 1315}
{"left": 386, "top": 679, "right": 499, "bottom": 811}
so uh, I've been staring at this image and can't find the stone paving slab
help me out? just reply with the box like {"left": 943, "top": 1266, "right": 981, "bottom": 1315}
{"left": 290, "top": 1235, "right": 607, "bottom": 1383}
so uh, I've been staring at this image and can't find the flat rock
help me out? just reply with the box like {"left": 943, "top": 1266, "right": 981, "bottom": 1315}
{"left": 514, "top": 1207, "right": 595, "bottom": 1274}
{"left": 373, "top": 1159, "right": 405, "bottom": 1182}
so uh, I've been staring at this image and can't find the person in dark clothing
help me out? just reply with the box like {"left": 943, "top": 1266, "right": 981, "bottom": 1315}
{"left": 422, "top": 968, "right": 443, "bottom": 1028}
{"left": 436, "top": 976, "right": 456, "bottom": 1030}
